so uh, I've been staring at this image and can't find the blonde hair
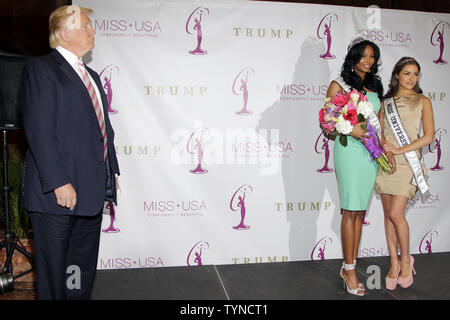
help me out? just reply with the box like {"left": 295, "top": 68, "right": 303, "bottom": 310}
{"left": 49, "top": 5, "right": 93, "bottom": 49}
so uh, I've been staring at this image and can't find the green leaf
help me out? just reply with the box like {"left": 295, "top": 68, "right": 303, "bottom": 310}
{"left": 0, "top": 150, "right": 31, "bottom": 239}
{"left": 357, "top": 114, "right": 365, "bottom": 122}
{"left": 339, "top": 135, "right": 348, "bottom": 147}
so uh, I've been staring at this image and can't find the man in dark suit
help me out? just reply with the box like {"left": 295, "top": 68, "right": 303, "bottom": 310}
{"left": 19, "top": 5, "right": 120, "bottom": 299}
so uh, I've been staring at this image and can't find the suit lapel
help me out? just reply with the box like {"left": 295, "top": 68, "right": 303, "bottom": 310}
{"left": 51, "top": 50, "right": 103, "bottom": 135}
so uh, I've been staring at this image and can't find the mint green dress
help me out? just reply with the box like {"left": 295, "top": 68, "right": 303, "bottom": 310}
{"left": 333, "top": 92, "right": 380, "bottom": 211}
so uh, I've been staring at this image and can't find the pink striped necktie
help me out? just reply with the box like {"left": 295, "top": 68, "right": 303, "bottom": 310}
{"left": 76, "top": 59, "right": 108, "bottom": 162}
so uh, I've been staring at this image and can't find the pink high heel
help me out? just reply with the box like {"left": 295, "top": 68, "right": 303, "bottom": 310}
{"left": 385, "top": 265, "right": 401, "bottom": 290}
{"left": 398, "top": 255, "right": 416, "bottom": 289}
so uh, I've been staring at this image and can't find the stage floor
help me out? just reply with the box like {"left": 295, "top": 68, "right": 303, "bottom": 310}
{"left": 91, "top": 252, "right": 450, "bottom": 300}
{"left": 1, "top": 252, "right": 448, "bottom": 300}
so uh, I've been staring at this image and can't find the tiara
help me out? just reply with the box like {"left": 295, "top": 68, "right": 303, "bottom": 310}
{"left": 400, "top": 57, "right": 417, "bottom": 64}
{"left": 347, "top": 34, "right": 371, "bottom": 51}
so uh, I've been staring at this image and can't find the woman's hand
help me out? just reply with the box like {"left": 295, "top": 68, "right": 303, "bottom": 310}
{"left": 386, "top": 151, "right": 397, "bottom": 174}
{"left": 383, "top": 142, "right": 402, "bottom": 155}
{"left": 349, "top": 122, "right": 369, "bottom": 141}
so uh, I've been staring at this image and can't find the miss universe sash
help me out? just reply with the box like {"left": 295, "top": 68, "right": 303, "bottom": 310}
{"left": 333, "top": 77, "right": 382, "bottom": 138}
{"left": 383, "top": 97, "right": 430, "bottom": 196}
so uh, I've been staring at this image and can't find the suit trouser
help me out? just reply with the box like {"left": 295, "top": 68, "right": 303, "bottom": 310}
{"left": 30, "top": 211, "right": 103, "bottom": 300}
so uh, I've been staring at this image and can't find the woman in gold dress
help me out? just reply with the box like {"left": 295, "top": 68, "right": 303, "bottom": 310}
{"left": 375, "top": 57, "right": 435, "bottom": 290}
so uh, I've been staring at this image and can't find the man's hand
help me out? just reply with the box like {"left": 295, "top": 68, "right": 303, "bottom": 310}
{"left": 54, "top": 183, "right": 77, "bottom": 210}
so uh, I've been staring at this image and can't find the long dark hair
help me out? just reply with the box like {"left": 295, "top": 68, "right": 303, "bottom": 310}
{"left": 341, "top": 40, "right": 384, "bottom": 100}
{"left": 384, "top": 57, "right": 423, "bottom": 98}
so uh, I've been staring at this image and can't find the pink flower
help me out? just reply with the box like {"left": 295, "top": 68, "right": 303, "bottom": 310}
{"left": 322, "top": 122, "right": 335, "bottom": 132}
{"left": 347, "top": 101, "right": 357, "bottom": 112}
{"left": 359, "top": 92, "right": 368, "bottom": 102}
{"left": 319, "top": 108, "right": 335, "bottom": 133}
{"left": 319, "top": 108, "right": 326, "bottom": 125}
{"left": 332, "top": 91, "right": 351, "bottom": 107}
{"left": 343, "top": 109, "right": 359, "bottom": 125}
{"left": 334, "top": 105, "right": 344, "bottom": 113}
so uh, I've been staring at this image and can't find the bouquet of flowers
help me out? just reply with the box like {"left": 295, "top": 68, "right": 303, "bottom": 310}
{"left": 319, "top": 89, "right": 392, "bottom": 173}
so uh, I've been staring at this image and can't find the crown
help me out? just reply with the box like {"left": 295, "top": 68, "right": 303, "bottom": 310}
{"left": 347, "top": 34, "right": 371, "bottom": 51}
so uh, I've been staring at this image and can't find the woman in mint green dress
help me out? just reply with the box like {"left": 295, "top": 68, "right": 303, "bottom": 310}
{"left": 325, "top": 38, "right": 385, "bottom": 296}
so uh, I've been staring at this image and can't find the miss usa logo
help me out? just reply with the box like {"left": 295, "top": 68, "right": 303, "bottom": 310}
{"left": 419, "top": 230, "right": 438, "bottom": 254}
{"left": 429, "top": 128, "right": 446, "bottom": 171}
{"left": 187, "top": 240, "right": 209, "bottom": 266}
{"left": 314, "top": 132, "right": 333, "bottom": 173}
{"left": 311, "top": 236, "right": 333, "bottom": 261}
{"left": 431, "top": 21, "right": 449, "bottom": 65}
{"left": 230, "top": 184, "right": 253, "bottom": 230}
{"left": 187, "top": 126, "right": 209, "bottom": 174}
{"left": 186, "top": 6, "right": 210, "bottom": 55}
{"left": 102, "top": 202, "right": 120, "bottom": 233}
{"left": 317, "top": 13, "right": 338, "bottom": 59}
{"left": 100, "top": 65, "right": 120, "bottom": 114}
{"left": 232, "top": 67, "right": 255, "bottom": 116}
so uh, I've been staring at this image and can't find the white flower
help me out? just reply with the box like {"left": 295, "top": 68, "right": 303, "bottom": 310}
{"left": 335, "top": 115, "right": 353, "bottom": 135}
{"left": 357, "top": 101, "right": 375, "bottom": 119}
{"left": 350, "top": 92, "right": 360, "bottom": 105}
{"left": 342, "top": 105, "right": 348, "bottom": 114}
{"left": 324, "top": 113, "right": 334, "bottom": 121}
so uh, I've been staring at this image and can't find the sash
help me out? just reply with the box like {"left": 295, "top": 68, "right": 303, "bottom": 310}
{"left": 333, "top": 77, "right": 382, "bottom": 138}
{"left": 383, "top": 97, "right": 430, "bottom": 196}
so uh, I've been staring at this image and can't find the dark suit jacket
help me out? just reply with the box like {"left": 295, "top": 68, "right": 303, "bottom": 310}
{"left": 19, "top": 49, "right": 120, "bottom": 216}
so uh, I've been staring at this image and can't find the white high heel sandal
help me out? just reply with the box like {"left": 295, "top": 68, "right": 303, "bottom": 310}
{"left": 340, "top": 260, "right": 365, "bottom": 290}
{"left": 340, "top": 263, "right": 364, "bottom": 296}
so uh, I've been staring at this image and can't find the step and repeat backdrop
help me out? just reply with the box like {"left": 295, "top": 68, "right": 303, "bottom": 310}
{"left": 74, "top": 0, "right": 449, "bottom": 269}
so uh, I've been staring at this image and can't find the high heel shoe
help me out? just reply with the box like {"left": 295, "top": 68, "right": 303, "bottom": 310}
{"left": 354, "top": 260, "right": 365, "bottom": 291}
{"left": 341, "top": 261, "right": 365, "bottom": 291}
{"left": 340, "top": 263, "right": 364, "bottom": 296}
{"left": 398, "top": 255, "right": 416, "bottom": 289}
{"left": 385, "top": 265, "right": 401, "bottom": 290}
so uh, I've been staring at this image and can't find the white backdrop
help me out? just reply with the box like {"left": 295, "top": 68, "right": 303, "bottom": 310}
{"left": 74, "top": 0, "right": 450, "bottom": 269}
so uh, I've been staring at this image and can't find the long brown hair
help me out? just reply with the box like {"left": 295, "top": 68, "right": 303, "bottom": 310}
{"left": 384, "top": 57, "right": 423, "bottom": 98}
